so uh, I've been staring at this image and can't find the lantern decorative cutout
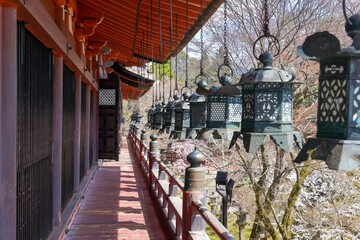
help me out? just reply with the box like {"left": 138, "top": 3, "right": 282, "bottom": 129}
{"left": 197, "top": 67, "right": 242, "bottom": 141}
{"left": 229, "top": 52, "right": 302, "bottom": 152}
{"left": 186, "top": 79, "right": 208, "bottom": 139}
{"left": 295, "top": 16, "right": 360, "bottom": 171}
{"left": 171, "top": 92, "right": 191, "bottom": 140}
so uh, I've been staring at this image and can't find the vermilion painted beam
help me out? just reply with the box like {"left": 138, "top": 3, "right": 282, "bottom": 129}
{"left": 15, "top": 0, "right": 98, "bottom": 90}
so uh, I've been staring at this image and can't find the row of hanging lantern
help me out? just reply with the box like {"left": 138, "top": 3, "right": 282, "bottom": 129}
{"left": 144, "top": 0, "right": 360, "bottom": 171}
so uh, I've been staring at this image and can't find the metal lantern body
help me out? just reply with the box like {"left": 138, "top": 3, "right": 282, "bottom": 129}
{"left": 162, "top": 100, "right": 176, "bottom": 133}
{"left": 190, "top": 93, "right": 207, "bottom": 129}
{"left": 174, "top": 100, "right": 190, "bottom": 131}
{"left": 229, "top": 52, "right": 301, "bottom": 152}
{"left": 149, "top": 106, "right": 156, "bottom": 128}
{"left": 206, "top": 94, "right": 242, "bottom": 129}
{"left": 295, "top": 30, "right": 360, "bottom": 171}
{"left": 315, "top": 56, "right": 360, "bottom": 140}
{"left": 135, "top": 113, "right": 143, "bottom": 124}
{"left": 240, "top": 67, "right": 295, "bottom": 133}
{"left": 171, "top": 98, "right": 190, "bottom": 140}
{"left": 186, "top": 93, "right": 207, "bottom": 138}
{"left": 154, "top": 102, "right": 164, "bottom": 129}
{"left": 131, "top": 112, "right": 142, "bottom": 124}
{"left": 147, "top": 107, "right": 153, "bottom": 126}
{"left": 197, "top": 84, "right": 242, "bottom": 141}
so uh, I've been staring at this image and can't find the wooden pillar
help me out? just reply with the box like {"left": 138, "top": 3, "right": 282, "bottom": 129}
{"left": 84, "top": 85, "right": 91, "bottom": 172}
{"left": 0, "top": 3, "right": 17, "bottom": 239}
{"left": 74, "top": 73, "right": 82, "bottom": 192}
{"left": 92, "top": 92, "right": 99, "bottom": 162}
{"left": 92, "top": 91, "right": 98, "bottom": 163}
{"left": 52, "top": 53, "right": 64, "bottom": 226}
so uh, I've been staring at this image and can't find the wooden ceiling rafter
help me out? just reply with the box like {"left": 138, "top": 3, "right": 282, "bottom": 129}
{"left": 78, "top": 0, "right": 223, "bottom": 66}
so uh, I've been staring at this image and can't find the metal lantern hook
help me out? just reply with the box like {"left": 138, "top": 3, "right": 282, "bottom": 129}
{"left": 218, "top": 0, "right": 234, "bottom": 83}
{"left": 342, "top": 0, "right": 353, "bottom": 26}
{"left": 196, "top": 0, "right": 209, "bottom": 87}
{"left": 252, "top": 0, "right": 281, "bottom": 60}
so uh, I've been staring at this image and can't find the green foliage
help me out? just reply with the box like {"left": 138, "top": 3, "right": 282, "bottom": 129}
{"left": 206, "top": 214, "right": 252, "bottom": 240}
{"left": 151, "top": 61, "right": 174, "bottom": 80}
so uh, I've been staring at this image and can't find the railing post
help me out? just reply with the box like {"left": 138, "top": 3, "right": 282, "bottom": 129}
{"left": 149, "top": 133, "right": 160, "bottom": 189}
{"left": 182, "top": 148, "right": 207, "bottom": 240}
{"left": 140, "top": 128, "right": 147, "bottom": 162}
{"left": 141, "top": 128, "right": 147, "bottom": 146}
{"left": 135, "top": 125, "right": 140, "bottom": 138}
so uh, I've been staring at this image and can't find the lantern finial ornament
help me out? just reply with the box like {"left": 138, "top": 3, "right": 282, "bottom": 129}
{"left": 259, "top": 51, "right": 273, "bottom": 67}
{"left": 295, "top": 3, "right": 360, "bottom": 171}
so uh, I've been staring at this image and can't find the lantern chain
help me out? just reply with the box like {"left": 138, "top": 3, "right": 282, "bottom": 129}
{"left": 162, "top": 64, "right": 165, "bottom": 101}
{"left": 158, "top": 63, "right": 161, "bottom": 101}
{"left": 263, "top": 0, "right": 270, "bottom": 37}
{"left": 175, "top": 14, "right": 179, "bottom": 92}
{"left": 169, "top": 58, "right": 172, "bottom": 97}
{"left": 200, "top": 0, "right": 204, "bottom": 75}
{"left": 185, "top": 0, "right": 189, "bottom": 87}
{"left": 223, "top": 0, "right": 229, "bottom": 65}
{"left": 155, "top": 64, "right": 158, "bottom": 101}
{"left": 152, "top": 81, "right": 155, "bottom": 105}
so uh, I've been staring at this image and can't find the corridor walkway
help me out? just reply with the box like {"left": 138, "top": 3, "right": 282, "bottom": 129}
{"left": 65, "top": 138, "right": 167, "bottom": 240}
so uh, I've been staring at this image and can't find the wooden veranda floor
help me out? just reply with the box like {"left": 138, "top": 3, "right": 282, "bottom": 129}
{"left": 64, "top": 138, "right": 167, "bottom": 240}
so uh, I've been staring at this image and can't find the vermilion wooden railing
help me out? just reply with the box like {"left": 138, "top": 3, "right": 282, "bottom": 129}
{"left": 129, "top": 125, "right": 235, "bottom": 240}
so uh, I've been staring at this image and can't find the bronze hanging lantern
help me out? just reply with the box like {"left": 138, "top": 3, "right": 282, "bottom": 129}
{"left": 171, "top": 1, "right": 192, "bottom": 140}
{"left": 187, "top": 79, "right": 208, "bottom": 138}
{"left": 229, "top": 0, "right": 301, "bottom": 152}
{"left": 295, "top": 2, "right": 360, "bottom": 171}
{"left": 154, "top": 101, "right": 164, "bottom": 129}
{"left": 162, "top": 97, "right": 176, "bottom": 133}
{"left": 186, "top": 0, "right": 208, "bottom": 139}
{"left": 147, "top": 105, "right": 156, "bottom": 128}
{"left": 197, "top": 67, "right": 242, "bottom": 141}
{"left": 172, "top": 91, "right": 191, "bottom": 139}
{"left": 229, "top": 52, "right": 302, "bottom": 152}
{"left": 197, "top": 0, "right": 242, "bottom": 141}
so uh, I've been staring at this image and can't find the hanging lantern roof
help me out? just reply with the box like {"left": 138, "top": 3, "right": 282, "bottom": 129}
{"left": 239, "top": 52, "right": 296, "bottom": 84}
{"left": 189, "top": 93, "right": 206, "bottom": 103}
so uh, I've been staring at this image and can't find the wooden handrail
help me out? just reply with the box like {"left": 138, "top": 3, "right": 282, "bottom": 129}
{"left": 128, "top": 125, "right": 235, "bottom": 240}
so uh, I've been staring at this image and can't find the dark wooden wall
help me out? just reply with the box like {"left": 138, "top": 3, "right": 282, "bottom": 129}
{"left": 17, "top": 22, "right": 53, "bottom": 240}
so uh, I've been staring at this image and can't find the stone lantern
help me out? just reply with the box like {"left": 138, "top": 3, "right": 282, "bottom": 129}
{"left": 295, "top": 17, "right": 360, "bottom": 171}
{"left": 229, "top": 51, "right": 302, "bottom": 152}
